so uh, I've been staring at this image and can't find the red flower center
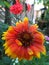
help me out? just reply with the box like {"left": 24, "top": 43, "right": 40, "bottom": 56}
{"left": 17, "top": 32, "right": 33, "bottom": 47}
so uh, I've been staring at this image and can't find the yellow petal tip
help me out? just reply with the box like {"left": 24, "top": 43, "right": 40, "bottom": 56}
{"left": 28, "top": 48, "right": 33, "bottom": 55}
{"left": 2, "top": 37, "right": 5, "bottom": 40}
{"left": 23, "top": 17, "right": 28, "bottom": 22}
{"left": 36, "top": 53, "right": 41, "bottom": 58}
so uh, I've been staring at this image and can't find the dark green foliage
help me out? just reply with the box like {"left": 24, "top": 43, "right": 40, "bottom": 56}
{"left": 14, "top": 55, "right": 49, "bottom": 65}
{"left": 5, "top": 6, "right": 11, "bottom": 25}
{"left": 0, "top": 0, "right": 5, "bottom": 7}
{"left": 0, "top": 22, "right": 12, "bottom": 65}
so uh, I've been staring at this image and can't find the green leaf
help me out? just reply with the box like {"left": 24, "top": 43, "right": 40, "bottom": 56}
{"left": 0, "top": 0, "right": 5, "bottom": 6}
{"left": 4, "top": 1, "right": 11, "bottom": 8}
{"left": 2, "top": 56, "right": 11, "bottom": 64}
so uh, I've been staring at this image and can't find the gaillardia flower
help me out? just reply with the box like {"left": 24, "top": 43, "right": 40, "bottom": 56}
{"left": 2, "top": 17, "right": 46, "bottom": 60}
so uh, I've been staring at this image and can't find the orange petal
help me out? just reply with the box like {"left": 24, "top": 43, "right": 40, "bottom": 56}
{"left": 19, "top": 47, "right": 25, "bottom": 58}
{"left": 17, "top": 47, "right": 22, "bottom": 59}
{"left": 23, "top": 17, "right": 28, "bottom": 24}
{"left": 28, "top": 56, "right": 33, "bottom": 60}
{"left": 16, "top": 22, "right": 24, "bottom": 33}
{"left": 29, "top": 24, "right": 38, "bottom": 32}
{"left": 27, "top": 48, "right": 33, "bottom": 55}
{"left": 33, "top": 32, "right": 44, "bottom": 44}
{"left": 31, "top": 46, "right": 40, "bottom": 58}
{"left": 10, "top": 54, "right": 17, "bottom": 59}
{"left": 23, "top": 17, "right": 29, "bottom": 31}
{"left": 34, "top": 43, "right": 46, "bottom": 55}
{"left": 37, "top": 31, "right": 44, "bottom": 40}
{"left": 7, "top": 26, "right": 17, "bottom": 35}
{"left": 23, "top": 48, "right": 30, "bottom": 60}
{"left": 16, "top": 20, "right": 22, "bottom": 26}
{"left": 9, "top": 43, "right": 18, "bottom": 53}
{"left": 15, "top": 39, "right": 22, "bottom": 46}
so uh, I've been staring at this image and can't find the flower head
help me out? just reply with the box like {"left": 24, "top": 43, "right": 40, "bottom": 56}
{"left": 2, "top": 17, "right": 46, "bottom": 60}
{"left": 10, "top": 2, "right": 23, "bottom": 14}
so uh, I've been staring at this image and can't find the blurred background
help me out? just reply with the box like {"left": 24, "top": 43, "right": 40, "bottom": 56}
{"left": 0, "top": 0, "right": 49, "bottom": 65}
